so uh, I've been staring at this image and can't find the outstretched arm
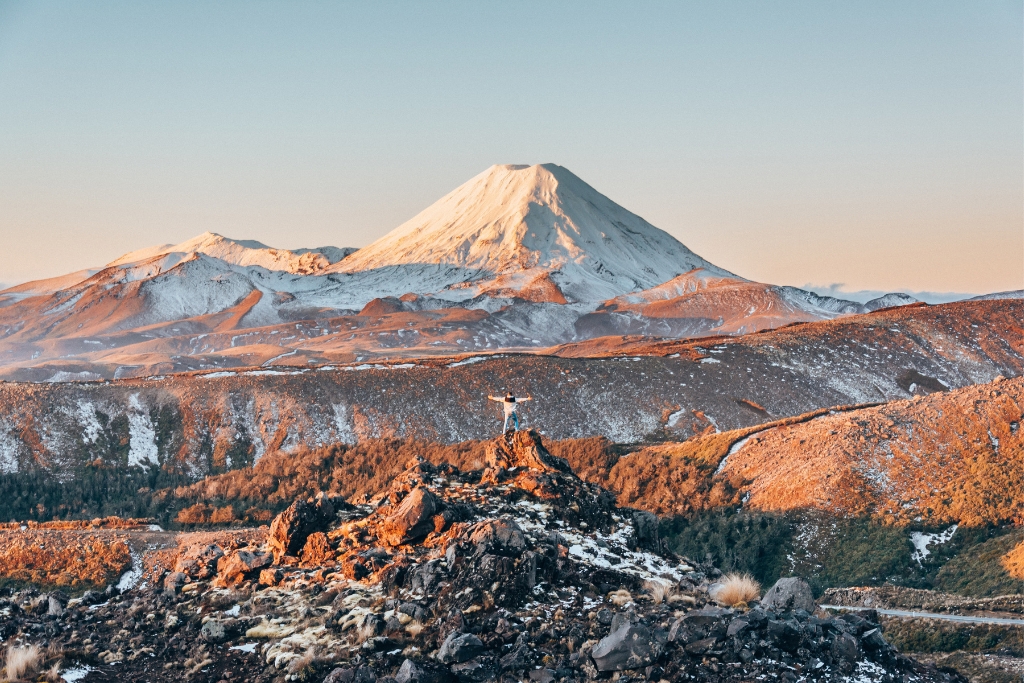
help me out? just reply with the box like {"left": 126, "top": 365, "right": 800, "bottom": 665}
{"left": 520, "top": 396, "right": 532, "bottom": 402}
{"left": 487, "top": 396, "right": 500, "bottom": 401}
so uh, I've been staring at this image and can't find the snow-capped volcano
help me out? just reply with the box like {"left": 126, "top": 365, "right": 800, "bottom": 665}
{"left": 335, "top": 164, "right": 737, "bottom": 303}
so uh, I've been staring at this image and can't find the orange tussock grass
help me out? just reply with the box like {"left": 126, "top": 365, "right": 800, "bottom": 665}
{"left": 713, "top": 573, "right": 761, "bottom": 608}
{"left": 0, "top": 530, "right": 131, "bottom": 589}
{"left": 1002, "top": 542, "right": 1024, "bottom": 580}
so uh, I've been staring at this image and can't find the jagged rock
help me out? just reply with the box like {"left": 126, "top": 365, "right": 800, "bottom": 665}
{"left": 761, "top": 577, "right": 815, "bottom": 613}
{"left": 395, "top": 659, "right": 448, "bottom": 683}
{"left": 163, "top": 571, "right": 187, "bottom": 595}
{"left": 378, "top": 487, "right": 442, "bottom": 547}
{"left": 216, "top": 549, "right": 272, "bottom": 585}
{"left": 629, "top": 510, "right": 660, "bottom": 551}
{"left": 301, "top": 531, "right": 334, "bottom": 565}
{"left": 590, "top": 621, "right": 666, "bottom": 671}
{"left": 173, "top": 543, "right": 225, "bottom": 580}
{"left": 767, "top": 619, "right": 802, "bottom": 652}
{"left": 437, "top": 631, "right": 484, "bottom": 664}
{"left": 258, "top": 568, "right": 283, "bottom": 586}
{"left": 268, "top": 492, "right": 336, "bottom": 561}
{"left": 467, "top": 518, "right": 527, "bottom": 556}
{"left": 484, "top": 429, "right": 571, "bottom": 473}
{"left": 726, "top": 618, "right": 749, "bottom": 637}
{"left": 200, "top": 619, "right": 229, "bottom": 643}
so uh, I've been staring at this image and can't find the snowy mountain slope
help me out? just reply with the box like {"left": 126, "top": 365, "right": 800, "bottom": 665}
{"left": 109, "top": 231, "right": 356, "bottom": 274}
{"left": 335, "top": 164, "right": 736, "bottom": 303}
{"left": 0, "top": 268, "right": 101, "bottom": 307}
{"left": 0, "top": 164, "right": 929, "bottom": 380}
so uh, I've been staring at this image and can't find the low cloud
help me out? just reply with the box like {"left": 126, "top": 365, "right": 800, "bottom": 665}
{"left": 804, "top": 283, "right": 983, "bottom": 305}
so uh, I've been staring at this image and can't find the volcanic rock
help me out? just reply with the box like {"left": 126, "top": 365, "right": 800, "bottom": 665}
{"left": 268, "top": 491, "right": 336, "bottom": 561}
{"left": 216, "top": 548, "right": 272, "bottom": 585}
{"left": 377, "top": 487, "right": 442, "bottom": 547}
{"left": 437, "top": 631, "right": 484, "bottom": 664}
{"left": 591, "top": 620, "right": 667, "bottom": 671}
{"left": 761, "top": 577, "right": 816, "bottom": 613}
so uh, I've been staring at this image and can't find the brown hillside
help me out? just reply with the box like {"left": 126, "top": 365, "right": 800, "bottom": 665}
{"left": 720, "top": 376, "right": 1024, "bottom": 525}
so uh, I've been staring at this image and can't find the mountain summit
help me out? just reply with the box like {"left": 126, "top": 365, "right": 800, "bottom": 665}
{"left": 336, "top": 164, "right": 736, "bottom": 303}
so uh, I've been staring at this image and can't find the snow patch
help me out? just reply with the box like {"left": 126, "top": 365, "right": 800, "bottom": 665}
{"left": 331, "top": 404, "right": 357, "bottom": 445}
{"left": 76, "top": 401, "right": 102, "bottom": 442}
{"left": 61, "top": 666, "right": 95, "bottom": 682}
{"left": 448, "top": 356, "right": 490, "bottom": 368}
{"left": 910, "top": 524, "right": 958, "bottom": 565}
{"left": 126, "top": 394, "right": 159, "bottom": 466}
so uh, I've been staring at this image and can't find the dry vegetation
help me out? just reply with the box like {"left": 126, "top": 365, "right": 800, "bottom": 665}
{"left": 0, "top": 517, "right": 154, "bottom": 531}
{"left": 724, "top": 376, "right": 1024, "bottom": 525}
{"left": 0, "top": 530, "right": 131, "bottom": 589}
{"left": 1002, "top": 542, "right": 1024, "bottom": 580}
{"left": 712, "top": 573, "right": 761, "bottom": 608}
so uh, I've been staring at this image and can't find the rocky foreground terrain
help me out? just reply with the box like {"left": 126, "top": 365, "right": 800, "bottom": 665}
{"left": 0, "top": 432, "right": 964, "bottom": 682}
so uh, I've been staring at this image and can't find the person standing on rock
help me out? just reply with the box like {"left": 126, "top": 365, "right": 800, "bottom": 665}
{"left": 488, "top": 392, "right": 532, "bottom": 433}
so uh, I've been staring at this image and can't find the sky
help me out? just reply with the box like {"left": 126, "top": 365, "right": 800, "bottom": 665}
{"left": 0, "top": 1, "right": 1021, "bottom": 299}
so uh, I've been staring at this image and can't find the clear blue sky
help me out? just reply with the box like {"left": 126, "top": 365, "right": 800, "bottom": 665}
{"left": 0, "top": 1, "right": 1021, "bottom": 298}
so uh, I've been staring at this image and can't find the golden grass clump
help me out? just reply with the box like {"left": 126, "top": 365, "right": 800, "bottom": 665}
{"left": 607, "top": 589, "right": 633, "bottom": 607}
{"left": 712, "top": 573, "right": 761, "bottom": 608}
{"left": 644, "top": 578, "right": 682, "bottom": 605}
{"left": 4, "top": 644, "right": 42, "bottom": 681}
{"left": 1002, "top": 541, "right": 1024, "bottom": 580}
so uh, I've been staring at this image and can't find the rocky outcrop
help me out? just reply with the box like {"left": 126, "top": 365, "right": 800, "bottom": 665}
{"left": 485, "top": 429, "right": 572, "bottom": 473}
{"left": 268, "top": 491, "right": 337, "bottom": 561}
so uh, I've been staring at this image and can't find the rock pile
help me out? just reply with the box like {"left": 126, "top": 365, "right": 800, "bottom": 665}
{"left": 0, "top": 430, "right": 965, "bottom": 682}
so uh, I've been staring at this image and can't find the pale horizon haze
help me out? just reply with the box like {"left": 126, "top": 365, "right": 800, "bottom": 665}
{"left": 0, "top": 1, "right": 1021, "bottom": 299}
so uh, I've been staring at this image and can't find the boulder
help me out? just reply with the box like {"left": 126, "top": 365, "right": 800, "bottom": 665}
{"left": 200, "top": 619, "right": 232, "bottom": 643}
{"left": 301, "top": 531, "right": 334, "bottom": 565}
{"left": 268, "top": 492, "right": 336, "bottom": 561}
{"left": 761, "top": 577, "right": 815, "bottom": 613}
{"left": 163, "top": 571, "right": 187, "bottom": 595}
{"left": 468, "top": 519, "right": 527, "bottom": 556}
{"left": 378, "top": 487, "right": 442, "bottom": 547}
{"left": 590, "top": 621, "right": 666, "bottom": 671}
{"left": 437, "top": 631, "right": 484, "bottom": 664}
{"left": 832, "top": 632, "right": 860, "bottom": 663}
{"left": 216, "top": 549, "right": 273, "bottom": 585}
{"left": 173, "top": 543, "right": 224, "bottom": 579}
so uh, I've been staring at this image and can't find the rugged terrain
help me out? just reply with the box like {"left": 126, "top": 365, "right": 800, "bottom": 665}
{"left": 0, "top": 432, "right": 964, "bottom": 682}
{"left": 0, "top": 298, "right": 1019, "bottom": 480}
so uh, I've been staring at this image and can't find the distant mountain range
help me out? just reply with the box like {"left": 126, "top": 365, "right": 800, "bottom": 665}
{"left": 0, "top": 162, "right": 994, "bottom": 382}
